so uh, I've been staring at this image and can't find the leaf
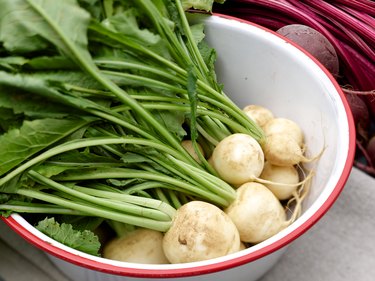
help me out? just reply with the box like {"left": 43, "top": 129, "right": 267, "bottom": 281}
{"left": 31, "top": 165, "right": 77, "bottom": 179}
{"left": 108, "top": 8, "right": 161, "bottom": 45}
{"left": 0, "top": 118, "right": 89, "bottom": 176}
{"left": 0, "top": 86, "right": 80, "bottom": 119}
{"left": 182, "top": 0, "right": 214, "bottom": 11}
{"left": 198, "top": 40, "right": 221, "bottom": 89}
{"left": 0, "top": 173, "right": 36, "bottom": 194}
{"left": 30, "top": 71, "right": 103, "bottom": 90}
{"left": 152, "top": 110, "right": 187, "bottom": 140}
{"left": 25, "top": 56, "right": 78, "bottom": 70}
{"left": 55, "top": 215, "right": 103, "bottom": 232}
{"left": 0, "top": 193, "right": 11, "bottom": 204}
{"left": 181, "top": 0, "right": 222, "bottom": 12}
{"left": 101, "top": 8, "right": 172, "bottom": 60}
{"left": 120, "top": 152, "right": 152, "bottom": 164}
{"left": 0, "top": 56, "right": 29, "bottom": 71}
{"left": 77, "top": 0, "right": 103, "bottom": 20}
{"left": 0, "top": 71, "right": 104, "bottom": 112}
{"left": 35, "top": 217, "right": 101, "bottom": 256}
{"left": 190, "top": 23, "right": 206, "bottom": 45}
{"left": 0, "top": 108, "right": 23, "bottom": 132}
{"left": 107, "top": 178, "right": 145, "bottom": 188}
{"left": 0, "top": 0, "right": 92, "bottom": 65}
{"left": 0, "top": 56, "right": 77, "bottom": 71}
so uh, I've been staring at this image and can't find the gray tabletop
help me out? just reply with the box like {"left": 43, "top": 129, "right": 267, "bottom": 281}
{"left": 1, "top": 167, "right": 374, "bottom": 281}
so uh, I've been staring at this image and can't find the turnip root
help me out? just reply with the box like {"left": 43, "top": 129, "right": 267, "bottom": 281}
{"left": 181, "top": 140, "right": 205, "bottom": 163}
{"left": 224, "top": 182, "right": 287, "bottom": 244}
{"left": 211, "top": 133, "right": 264, "bottom": 185}
{"left": 103, "top": 228, "right": 169, "bottom": 264}
{"left": 262, "top": 134, "right": 308, "bottom": 166}
{"left": 259, "top": 162, "right": 300, "bottom": 200}
{"left": 162, "top": 201, "right": 241, "bottom": 263}
{"left": 243, "top": 104, "right": 274, "bottom": 128}
{"left": 263, "top": 118, "right": 304, "bottom": 147}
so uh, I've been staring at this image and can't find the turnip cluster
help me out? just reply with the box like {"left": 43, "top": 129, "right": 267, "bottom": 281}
{"left": 102, "top": 104, "right": 314, "bottom": 264}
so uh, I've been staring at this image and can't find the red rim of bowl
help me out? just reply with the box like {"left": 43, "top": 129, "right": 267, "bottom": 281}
{"left": 2, "top": 13, "right": 356, "bottom": 279}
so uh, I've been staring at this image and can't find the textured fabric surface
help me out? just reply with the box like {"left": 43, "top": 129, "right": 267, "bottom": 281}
{"left": 0, "top": 167, "right": 374, "bottom": 281}
{"left": 259, "top": 167, "right": 375, "bottom": 281}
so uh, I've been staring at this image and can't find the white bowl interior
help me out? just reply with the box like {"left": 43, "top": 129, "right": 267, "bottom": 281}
{"left": 202, "top": 15, "right": 350, "bottom": 211}
{"left": 7, "top": 14, "right": 354, "bottom": 279}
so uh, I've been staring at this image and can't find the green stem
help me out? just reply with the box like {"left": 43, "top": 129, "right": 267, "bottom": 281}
{"left": 0, "top": 204, "right": 85, "bottom": 215}
{"left": 0, "top": 137, "right": 186, "bottom": 187}
{"left": 16, "top": 188, "right": 171, "bottom": 232}
{"left": 95, "top": 59, "right": 185, "bottom": 85}
{"left": 65, "top": 84, "right": 112, "bottom": 97}
{"left": 174, "top": 0, "right": 212, "bottom": 84}
{"left": 72, "top": 185, "right": 176, "bottom": 219}
{"left": 102, "top": 70, "right": 186, "bottom": 94}
{"left": 148, "top": 154, "right": 235, "bottom": 201}
{"left": 167, "top": 189, "right": 183, "bottom": 209}
{"left": 120, "top": 181, "right": 194, "bottom": 197}
{"left": 28, "top": 170, "right": 174, "bottom": 222}
{"left": 136, "top": 0, "right": 192, "bottom": 70}
{"left": 197, "top": 81, "right": 265, "bottom": 142}
{"left": 52, "top": 167, "right": 230, "bottom": 207}
{"left": 137, "top": 103, "right": 251, "bottom": 134}
{"left": 167, "top": 156, "right": 236, "bottom": 199}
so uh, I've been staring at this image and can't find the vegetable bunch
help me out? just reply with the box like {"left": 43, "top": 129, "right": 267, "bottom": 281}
{"left": 214, "top": 0, "right": 375, "bottom": 177}
{"left": 0, "top": 0, "right": 265, "bottom": 253}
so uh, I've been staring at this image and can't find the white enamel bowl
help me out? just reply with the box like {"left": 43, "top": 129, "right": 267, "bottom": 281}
{"left": 2, "top": 14, "right": 355, "bottom": 281}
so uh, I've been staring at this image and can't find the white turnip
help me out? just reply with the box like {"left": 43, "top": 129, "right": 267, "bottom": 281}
{"left": 263, "top": 117, "right": 304, "bottom": 147}
{"left": 224, "top": 182, "right": 287, "bottom": 244}
{"left": 211, "top": 133, "right": 265, "bottom": 185}
{"left": 243, "top": 104, "right": 274, "bottom": 128}
{"left": 262, "top": 134, "right": 308, "bottom": 166}
{"left": 259, "top": 162, "right": 300, "bottom": 200}
{"left": 103, "top": 228, "right": 169, "bottom": 264}
{"left": 162, "top": 201, "right": 241, "bottom": 263}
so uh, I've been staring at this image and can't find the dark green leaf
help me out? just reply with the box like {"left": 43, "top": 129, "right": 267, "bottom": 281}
{"left": 0, "top": 71, "right": 105, "bottom": 112}
{"left": 77, "top": 0, "right": 103, "bottom": 20}
{"left": 198, "top": 40, "right": 219, "bottom": 86}
{"left": 182, "top": 0, "right": 217, "bottom": 11}
{"left": 0, "top": 0, "right": 92, "bottom": 64}
{"left": 152, "top": 110, "right": 187, "bottom": 140}
{"left": 35, "top": 217, "right": 101, "bottom": 256}
{"left": 0, "top": 118, "right": 89, "bottom": 176}
{"left": 25, "top": 56, "right": 78, "bottom": 70}
{"left": 55, "top": 215, "right": 103, "bottom": 232}
{"left": 107, "top": 8, "right": 161, "bottom": 46}
{"left": 0, "top": 86, "right": 80, "bottom": 119}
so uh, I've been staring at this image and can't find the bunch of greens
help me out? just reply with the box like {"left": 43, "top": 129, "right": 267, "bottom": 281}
{"left": 0, "top": 0, "right": 263, "bottom": 255}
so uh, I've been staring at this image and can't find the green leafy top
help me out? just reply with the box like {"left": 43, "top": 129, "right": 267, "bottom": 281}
{"left": 36, "top": 217, "right": 101, "bottom": 256}
{"left": 0, "top": 0, "right": 263, "bottom": 256}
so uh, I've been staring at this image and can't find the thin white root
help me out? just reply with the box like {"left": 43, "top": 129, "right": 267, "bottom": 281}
{"left": 251, "top": 170, "right": 314, "bottom": 189}
{"left": 282, "top": 166, "right": 313, "bottom": 227}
